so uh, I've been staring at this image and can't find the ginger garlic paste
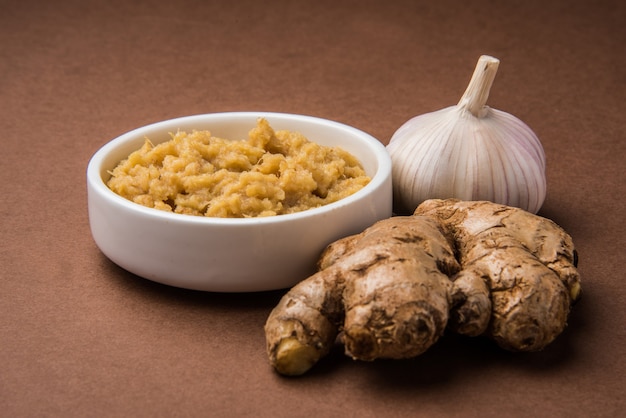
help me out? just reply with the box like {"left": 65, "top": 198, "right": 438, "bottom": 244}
{"left": 107, "top": 118, "right": 370, "bottom": 218}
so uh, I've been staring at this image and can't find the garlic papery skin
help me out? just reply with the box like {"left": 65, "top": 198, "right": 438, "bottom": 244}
{"left": 387, "top": 55, "right": 546, "bottom": 215}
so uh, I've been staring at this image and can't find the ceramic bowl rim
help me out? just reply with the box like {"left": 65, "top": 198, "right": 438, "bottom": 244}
{"left": 87, "top": 111, "right": 391, "bottom": 226}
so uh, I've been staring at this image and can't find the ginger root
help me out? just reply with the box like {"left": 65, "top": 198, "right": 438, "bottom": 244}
{"left": 264, "top": 199, "right": 581, "bottom": 375}
{"left": 265, "top": 216, "right": 459, "bottom": 375}
{"left": 415, "top": 199, "right": 581, "bottom": 351}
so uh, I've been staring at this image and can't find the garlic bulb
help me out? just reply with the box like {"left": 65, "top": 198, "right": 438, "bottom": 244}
{"left": 387, "top": 55, "right": 546, "bottom": 215}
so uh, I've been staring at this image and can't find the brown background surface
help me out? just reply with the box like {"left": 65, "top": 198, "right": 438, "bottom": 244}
{"left": 2, "top": 0, "right": 624, "bottom": 416}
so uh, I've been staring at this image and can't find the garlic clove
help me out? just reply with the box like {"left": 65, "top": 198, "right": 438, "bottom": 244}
{"left": 387, "top": 55, "right": 547, "bottom": 215}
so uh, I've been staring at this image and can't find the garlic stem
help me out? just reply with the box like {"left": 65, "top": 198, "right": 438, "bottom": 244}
{"left": 458, "top": 55, "right": 500, "bottom": 118}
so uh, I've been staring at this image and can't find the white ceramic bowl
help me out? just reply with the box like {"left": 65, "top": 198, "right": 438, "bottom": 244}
{"left": 87, "top": 112, "right": 392, "bottom": 292}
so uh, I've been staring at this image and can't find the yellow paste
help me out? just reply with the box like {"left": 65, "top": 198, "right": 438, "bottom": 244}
{"left": 107, "top": 118, "right": 370, "bottom": 218}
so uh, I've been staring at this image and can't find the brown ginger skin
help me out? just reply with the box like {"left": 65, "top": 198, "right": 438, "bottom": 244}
{"left": 331, "top": 217, "right": 460, "bottom": 361}
{"left": 264, "top": 268, "right": 346, "bottom": 376}
{"left": 265, "top": 199, "right": 582, "bottom": 375}
{"left": 415, "top": 199, "right": 581, "bottom": 351}
{"left": 264, "top": 216, "right": 459, "bottom": 375}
